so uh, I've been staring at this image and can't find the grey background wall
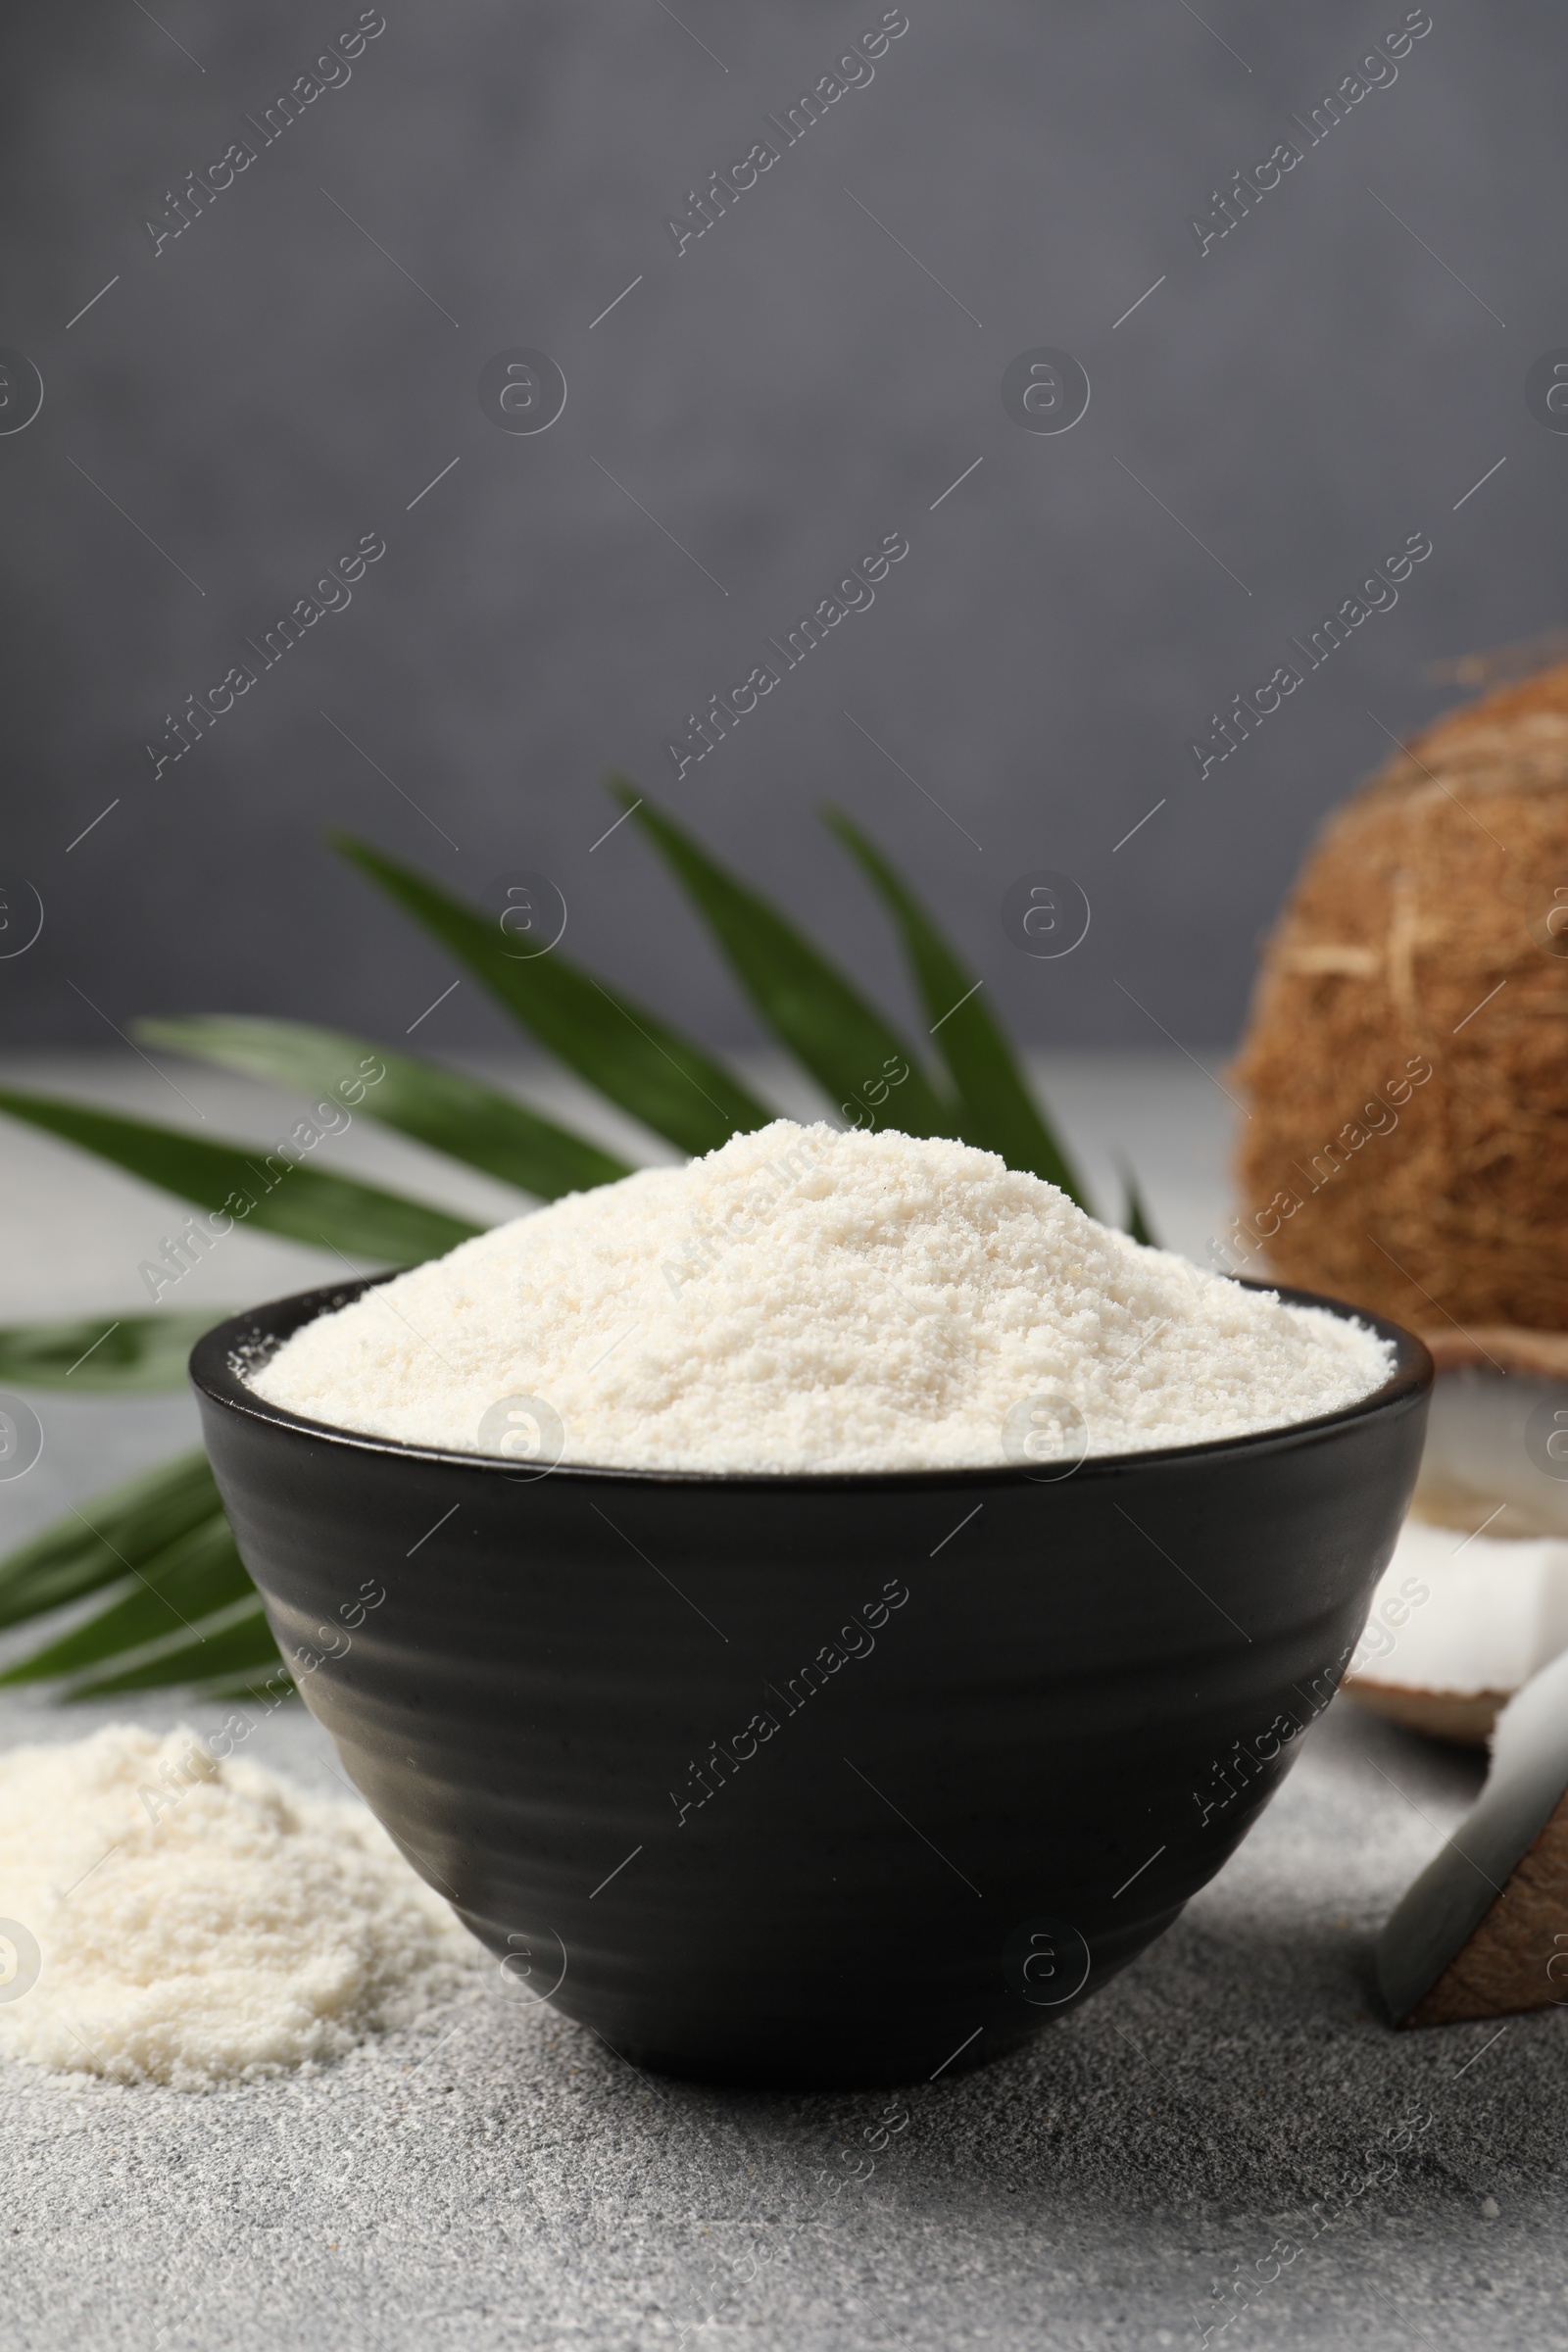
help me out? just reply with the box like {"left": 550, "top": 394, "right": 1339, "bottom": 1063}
{"left": 1, "top": 0, "right": 1562, "bottom": 1057}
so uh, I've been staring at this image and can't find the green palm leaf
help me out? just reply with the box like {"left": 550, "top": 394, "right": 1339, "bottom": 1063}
{"left": 0, "top": 1312, "right": 218, "bottom": 1391}
{"left": 332, "top": 835, "right": 770, "bottom": 1157}
{"left": 0, "top": 1513, "right": 249, "bottom": 1685}
{"left": 0, "top": 1452, "right": 287, "bottom": 1698}
{"left": 0, "top": 1089, "right": 480, "bottom": 1266}
{"left": 189, "top": 1667, "right": 297, "bottom": 1704}
{"left": 618, "top": 786, "right": 953, "bottom": 1137}
{"left": 65, "top": 1596, "right": 282, "bottom": 1698}
{"left": 820, "top": 808, "right": 1089, "bottom": 1202}
{"left": 136, "top": 1016, "right": 629, "bottom": 1200}
{"left": 1121, "top": 1163, "right": 1158, "bottom": 1248}
{"left": 0, "top": 1449, "right": 221, "bottom": 1631}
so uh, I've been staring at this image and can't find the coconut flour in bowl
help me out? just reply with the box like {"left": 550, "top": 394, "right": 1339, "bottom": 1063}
{"left": 249, "top": 1122, "right": 1393, "bottom": 1473}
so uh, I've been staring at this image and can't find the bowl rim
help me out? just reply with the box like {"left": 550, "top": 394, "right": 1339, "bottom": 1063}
{"left": 188, "top": 1274, "right": 1433, "bottom": 1492}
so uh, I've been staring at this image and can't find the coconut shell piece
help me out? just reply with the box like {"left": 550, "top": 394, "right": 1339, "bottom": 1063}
{"left": 1377, "top": 1645, "right": 1568, "bottom": 2025}
{"left": 1230, "top": 662, "right": 1568, "bottom": 1333}
{"left": 1348, "top": 1680, "right": 1509, "bottom": 1746}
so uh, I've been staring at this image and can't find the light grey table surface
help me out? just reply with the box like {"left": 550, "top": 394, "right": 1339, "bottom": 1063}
{"left": 0, "top": 1053, "right": 1560, "bottom": 2352}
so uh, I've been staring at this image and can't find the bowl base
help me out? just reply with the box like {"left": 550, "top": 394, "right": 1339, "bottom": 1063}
{"left": 568, "top": 2007, "right": 1053, "bottom": 2092}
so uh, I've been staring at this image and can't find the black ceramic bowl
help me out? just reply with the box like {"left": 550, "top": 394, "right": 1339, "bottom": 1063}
{"left": 192, "top": 1277, "right": 1430, "bottom": 2088}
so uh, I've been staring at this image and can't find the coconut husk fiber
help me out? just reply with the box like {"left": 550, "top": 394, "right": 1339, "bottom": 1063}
{"left": 1230, "top": 660, "right": 1568, "bottom": 1332}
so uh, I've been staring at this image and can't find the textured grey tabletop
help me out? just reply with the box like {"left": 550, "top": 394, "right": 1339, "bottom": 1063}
{"left": 1, "top": 1054, "right": 1562, "bottom": 2351}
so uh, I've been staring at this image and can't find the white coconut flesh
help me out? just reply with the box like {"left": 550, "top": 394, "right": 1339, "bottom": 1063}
{"left": 1349, "top": 1516, "right": 1568, "bottom": 1699}
{"left": 1344, "top": 1332, "right": 1568, "bottom": 1743}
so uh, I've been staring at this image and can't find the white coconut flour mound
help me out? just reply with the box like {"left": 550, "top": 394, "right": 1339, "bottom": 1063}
{"left": 252, "top": 1121, "right": 1392, "bottom": 1472}
{"left": 0, "top": 1726, "right": 481, "bottom": 2088}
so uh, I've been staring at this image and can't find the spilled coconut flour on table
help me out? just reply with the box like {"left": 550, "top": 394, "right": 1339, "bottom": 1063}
{"left": 0, "top": 1726, "right": 481, "bottom": 2087}
{"left": 252, "top": 1121, "right": 1393, "bottom": 1470}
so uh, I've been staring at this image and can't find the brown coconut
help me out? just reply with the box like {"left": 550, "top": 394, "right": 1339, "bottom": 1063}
{"left": 1230, "top": 662, "right": 1568, "bottom": 1332}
